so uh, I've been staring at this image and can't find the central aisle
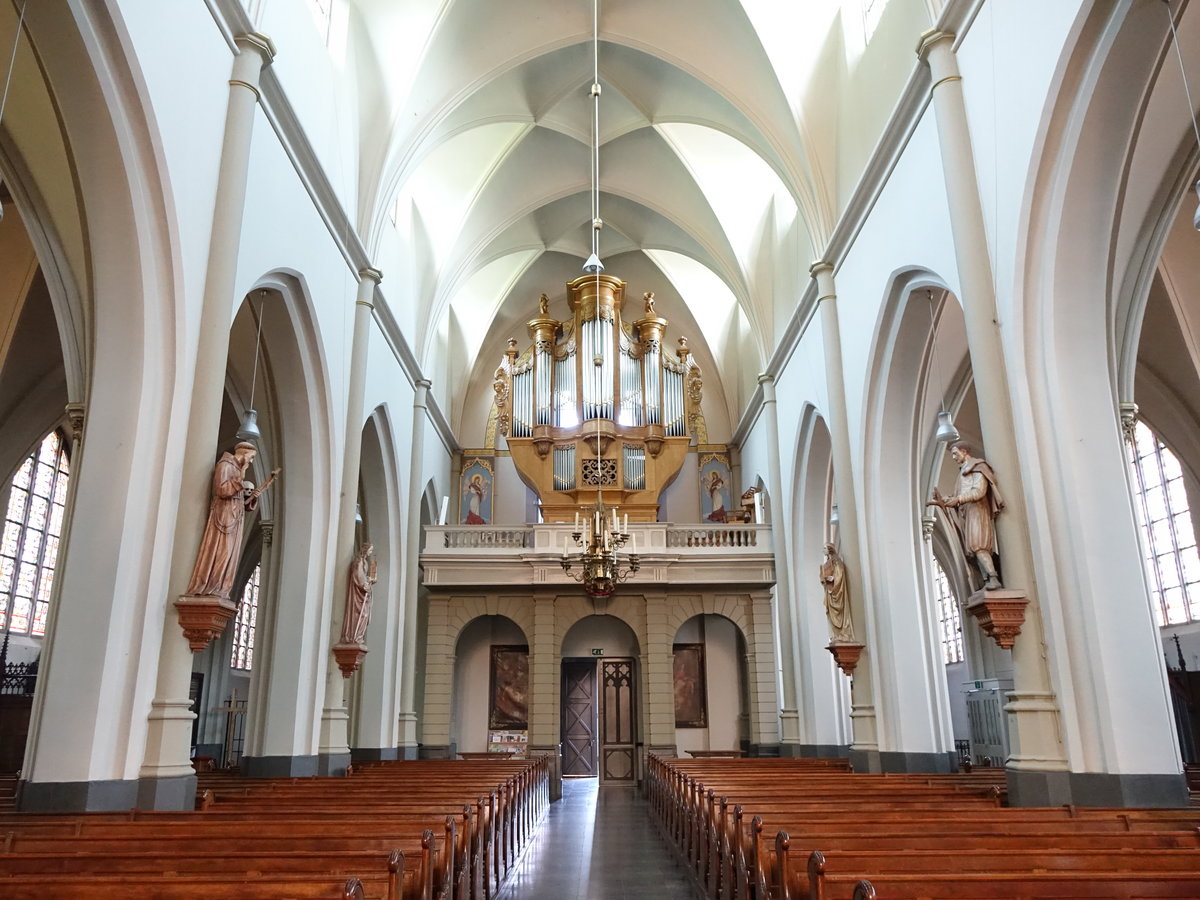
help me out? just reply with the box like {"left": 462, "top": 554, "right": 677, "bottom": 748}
{"left": 496, "top": 777, "right": 701, "bottom": 899}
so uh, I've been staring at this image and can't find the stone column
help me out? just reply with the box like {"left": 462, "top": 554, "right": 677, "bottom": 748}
{"left": 747, "top": 590, "right": 781, "bottom": 755}
{"left": 642, "top": 592, "right": 677, "bottom": 760}
{"left": 418, "top": 595, "right": 454, "bottom": 758}
{"left": 527, "top": 591, "right": 561, "bottom": 799}
{"left": 139, "top": 33, "right": 276, "bottom": 810}
{"left": 397, "top": 379, "right": 431, "bottom": 756}
{"left": 917, "top": 31, "right": 1066, "bottom": 798}
{"left": 807, "top": 266, "right": 882, "bottom": 768}
{"left": 755, "top": 374, "right": 801, "bottom": 753}
{"left": 318, "top": 267, "right": 382, "bottom": 774}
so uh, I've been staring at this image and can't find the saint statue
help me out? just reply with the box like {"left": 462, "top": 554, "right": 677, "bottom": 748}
{"left": 340, "top": 541, "right": 378, "bottom": 645}
{"left": 185, "top": 442, "right": 278, "bottom": 600}
{"left": 819, "top": 543, "right": 854, "bottom": 642}
{"left": 705, "top": 470, "right": 727, "bottom": 523}
{"left": 928, "top": 441, "right": 1004, "bottom": 591}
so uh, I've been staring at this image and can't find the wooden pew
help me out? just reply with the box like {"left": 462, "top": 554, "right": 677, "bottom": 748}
{"left": 0, "top": 757, "right": 549, "bottom": 899}
{"left": 647, "top": 754, "right": 1200, "bottom": 900}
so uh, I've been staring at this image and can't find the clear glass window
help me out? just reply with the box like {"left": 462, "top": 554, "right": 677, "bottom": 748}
{"left": 0, "top": 431, "right": 69, "bottom": 637}
{"left": 1129, "top": 421, "right": 1200, "bottom": 625}
{"left": 932, "top": 556, "right": 964, "bottom": 665}
{"left": 230, "top": 564, "right": 261, "bottom": 671}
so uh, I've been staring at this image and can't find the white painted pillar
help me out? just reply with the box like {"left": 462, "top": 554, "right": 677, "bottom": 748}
{"left": 756, "top": 375, "right": 800, "bottom": 751}
{"left": 397, "top": 379, "right": 431, "bottom": 754}
{"left": 808, "top": 263, "right": 880, "bottom": 763}
{"left": 917, "top": 31, "right": 1065, "bottom": 786}
{"left": 140, "top": 33, "right": 276, "bottom": 807}
{"left": 318, "top": 267, "right": 382, "bottom": 770}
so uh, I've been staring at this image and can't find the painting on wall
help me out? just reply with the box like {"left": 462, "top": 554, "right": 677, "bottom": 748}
{"left": 673, "top": 643, "right": 708, "bottom": 728}
{"left": 698, "top": 453, "right": 732, "bottom": 523}
{"left": 489, "top": 644, "right": 529, "bottom": 729}
{"left": 459, "top": 457, "right": 494, "bottom": 525}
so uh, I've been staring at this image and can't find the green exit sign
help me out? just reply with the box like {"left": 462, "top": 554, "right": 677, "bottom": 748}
{"left": 591, "top": 648, "right": 604, "bottom": 656}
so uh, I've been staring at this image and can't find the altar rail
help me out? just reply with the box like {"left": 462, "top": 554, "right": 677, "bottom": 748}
{"left": 425, "top": 523, "right": 771, "bottom": 556}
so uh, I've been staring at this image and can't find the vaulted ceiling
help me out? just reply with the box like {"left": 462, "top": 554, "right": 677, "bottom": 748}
{"left": 344, "top": 0, "right": 941, "bottom": 443}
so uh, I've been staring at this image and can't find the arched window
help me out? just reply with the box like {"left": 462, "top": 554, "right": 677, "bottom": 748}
{"left": 932, "top": 556, "right": 964, "bottom": 665}
{"left": 0, "top": 431, "right": 69, "bottom": 637}
{"left": 230, "top": 564, "right": 260, "bottom": 671}
{"left": 1128, "top": 421, "right": 1200, "bottom": 626}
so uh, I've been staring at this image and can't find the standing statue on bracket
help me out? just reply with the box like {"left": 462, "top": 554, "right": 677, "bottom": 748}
{"left": 340, "top": 541, "right": 378, "bottom": 645}
{"left": 928, "top": 440, "right": 1004, "bottom": 591}
{"left": 819, "top": 542, "right": 855, "bottom": 642}
{"left": 185, "top": 442, "right": 279, "bottom": 600}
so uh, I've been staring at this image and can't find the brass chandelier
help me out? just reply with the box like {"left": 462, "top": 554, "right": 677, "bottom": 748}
{"left": 558, "top": 0, "right": 639, "bottom": 600}
{"left": 561, "top": 499, "right": 640, "bottom": 599}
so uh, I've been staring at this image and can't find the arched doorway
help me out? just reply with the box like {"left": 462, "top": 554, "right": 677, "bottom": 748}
{"left": 670, "top": 614, "right": 748, "bottom": 756}
{"left": 452, "top": 615, "right": 529, "bottom": 756}
{"left": 560, "top": 615, "right": 639, "bottom": 782}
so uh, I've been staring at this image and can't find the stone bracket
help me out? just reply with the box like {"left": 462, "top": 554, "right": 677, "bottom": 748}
{"left": 332, "top": 641, "right": 369, "bottom": 677}
{"left": 826, "top": 640, "right": 866, "bottom": 676}
{"left": 174, "top": 595, "right": 238, "bottom": 652}
{"left": 967, "top": 589, "right": 1029, "bottom": 650}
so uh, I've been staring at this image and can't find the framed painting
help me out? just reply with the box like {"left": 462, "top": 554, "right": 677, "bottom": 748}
{"left": 698, "top": 453, "right": 732, "bottom": 523}
{"left": 460, "top": 457, "right": 494, "bottom": 525}
{"left": 673, "top": 643, "right": 708, "bottom": 728}
{"left": 489, "top": 644, "right": 529, "bottom": 730}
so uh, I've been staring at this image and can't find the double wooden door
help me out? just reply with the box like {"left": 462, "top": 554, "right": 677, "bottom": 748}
{"left": 561, "top": 658, "right": 637, "bottom": 781}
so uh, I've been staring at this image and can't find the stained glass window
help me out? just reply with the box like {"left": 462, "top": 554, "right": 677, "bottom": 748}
{"left": 0, "top": 431, "right": 69, "bottom": 637}
{"left": 230, "top": 563, "right": 260, "bottom": 671}
{"left": 932, "top": 556, "right": 964, "bottom": 665}
{"left": 1128, "top": 421, "right": 1200, "bottom": 626}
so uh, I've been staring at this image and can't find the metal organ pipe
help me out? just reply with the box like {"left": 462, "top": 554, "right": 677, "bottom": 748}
{"left": 536, "top": 346, "right": 552, "bottom": 425}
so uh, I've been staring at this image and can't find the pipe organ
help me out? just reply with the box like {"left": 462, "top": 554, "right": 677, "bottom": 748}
{"left": 493, "top": 273, "right": 702, "bottom": 522}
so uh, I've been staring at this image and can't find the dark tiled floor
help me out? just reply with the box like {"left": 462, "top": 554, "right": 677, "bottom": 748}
{"left": 496, "top": 777, "right": 701, "bottom": 899}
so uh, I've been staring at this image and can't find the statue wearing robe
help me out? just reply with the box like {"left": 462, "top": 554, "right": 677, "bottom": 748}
{"left": 185, "top": 442, "right": 259, "bottom": 600}
{"left": 340, "top": 542, "right": 378, "bottom": 645}
{"left": 820, "top": 542, "right": 854, "bottom": 642}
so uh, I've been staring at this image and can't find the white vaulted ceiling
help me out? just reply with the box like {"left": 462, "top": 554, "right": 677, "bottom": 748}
{"left": 345, "top": 0, "right": 939, "bottom": 443}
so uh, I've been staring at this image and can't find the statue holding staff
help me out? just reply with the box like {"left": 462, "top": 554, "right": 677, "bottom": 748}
{"left": 340, "top": 541, "right": 378, "bottom": 645}
{"left": 185, "top": 442, "right": 279, "bottom": 600}
{"left": 928, "top": 440, "right": 1004, "bottom": 591}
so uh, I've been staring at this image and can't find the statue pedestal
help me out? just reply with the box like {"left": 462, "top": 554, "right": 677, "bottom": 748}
{"left": 966, "top": 589, "right": 1029, "bottom": 650}
{"left": 174, "top": 595, "right": 238, "bottom": 652}
{"left": 332, "top": 641, "right": 368, "bottom": 677}
{"left": 826, "top": 641, "right": 866, "bottom": 676}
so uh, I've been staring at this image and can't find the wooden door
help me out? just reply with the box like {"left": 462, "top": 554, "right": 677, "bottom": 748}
{"left": 600, "top": 658, "right": 636, "bottom": 781}
{"left": 561, "top": 659, "right": 597, "bottom": 776}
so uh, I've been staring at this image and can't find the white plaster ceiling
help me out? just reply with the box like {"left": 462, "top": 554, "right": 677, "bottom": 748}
{"left": 347, "top": 0, "right": 936, "bottom": 440}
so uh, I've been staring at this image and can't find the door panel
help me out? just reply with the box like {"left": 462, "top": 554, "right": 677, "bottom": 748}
{"left": 561, "top": 660, "right": 597, "bottom": 776}
{"left": 600, "top": 658, "right": 636, "bottom": 782}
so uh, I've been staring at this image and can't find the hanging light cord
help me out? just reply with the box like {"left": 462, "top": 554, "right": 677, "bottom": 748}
{"left": 0, "top": 1, "right": 27, "bottom": 129}
{"left": 1164, "top": 1, "right": 1200, "bottom": 154}
{"left": 247, "top": 291, "right": 267, "bottom": 410}
{"left": 928, "top": 289, "right": 949, "bottom": 412}
{"left": 590, "top": 0, "right": 601, "bottom": 261}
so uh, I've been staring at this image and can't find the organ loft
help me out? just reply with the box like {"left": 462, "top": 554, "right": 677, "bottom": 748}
{"left": 493, "top": 274, "right": 704, "bottom": 523}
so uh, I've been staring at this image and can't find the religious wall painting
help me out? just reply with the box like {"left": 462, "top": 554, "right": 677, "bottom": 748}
{"left": 673, "top": 643, "right": 708, "bottom": 728}
{"left": 698, "top": 453, "right": 732, "bottom": 524}
{"left": 489, "top": 644, "right": 529, "bottom": 730}
{"left": 459, "top": 457, "right": 494, "bottom": 525}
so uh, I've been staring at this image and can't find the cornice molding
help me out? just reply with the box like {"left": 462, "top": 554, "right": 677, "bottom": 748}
{"left": 203, "top": 0, "right": 457, "bottom": 455}
{"left": 733, "top": 0, "right": 983, "bottom": 450}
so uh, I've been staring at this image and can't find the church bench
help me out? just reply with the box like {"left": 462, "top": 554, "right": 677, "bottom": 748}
{"left": 821, "top": 868, "right": 1200, "bottom": 900}
{"left": 770, "top": 839, "right": 1200, "bottom": 900}
{"left": 0, "top": 872, "right": 379, "bottom": 900}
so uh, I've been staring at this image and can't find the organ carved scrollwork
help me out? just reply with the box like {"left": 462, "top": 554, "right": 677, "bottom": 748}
{"left": 494, "top": 272, "right": 703, "bottom": 522}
